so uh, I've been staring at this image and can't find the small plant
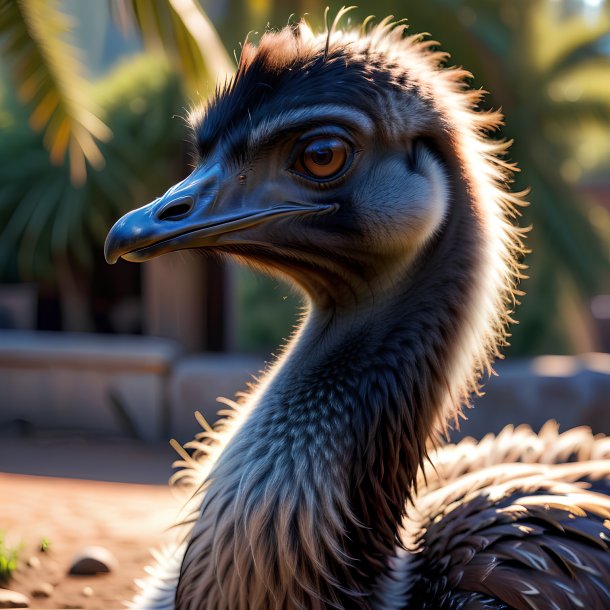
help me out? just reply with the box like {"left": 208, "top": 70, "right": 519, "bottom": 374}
{"left": 0, "top": 532, "right": 20, "bottom": 584}
{"left": 39, "top": 537, "right": 51, "bottom": 553}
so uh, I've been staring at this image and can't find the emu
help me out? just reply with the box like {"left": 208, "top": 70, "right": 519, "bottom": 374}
{"left": 105, "top": 16, "right": 610, "bottom": 610}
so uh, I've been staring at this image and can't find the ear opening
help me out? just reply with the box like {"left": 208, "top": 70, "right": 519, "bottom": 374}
{"left": 407, "top": 137, "right": 446, "bottom": 174}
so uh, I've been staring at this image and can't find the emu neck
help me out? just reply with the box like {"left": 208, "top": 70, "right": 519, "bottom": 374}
{"left": 177, "top": 198, "right": 479, "bottom": 609}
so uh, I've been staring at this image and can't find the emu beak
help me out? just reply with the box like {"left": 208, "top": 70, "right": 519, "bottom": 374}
{"left": 104, "top": 164, "right": 336, "bottom": 264}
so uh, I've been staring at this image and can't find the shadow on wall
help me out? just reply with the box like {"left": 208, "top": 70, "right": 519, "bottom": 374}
{"left": 455, "top": 353, "right": 610, "bottom": 441}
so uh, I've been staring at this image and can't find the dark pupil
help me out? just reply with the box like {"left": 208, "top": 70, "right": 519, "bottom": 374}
{"left": 309, "top": 144, "right": 333, "bottom": 165}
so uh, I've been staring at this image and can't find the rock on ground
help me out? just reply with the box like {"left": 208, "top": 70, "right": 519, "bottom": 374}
{"left": 0, "top": 588, "right": 30, "bottom": 608}
{"left": 68, "top": 547, "right": 118, "bottom": 575}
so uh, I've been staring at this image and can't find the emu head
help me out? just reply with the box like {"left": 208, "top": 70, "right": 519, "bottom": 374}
{"left": 105, "top": 20, "right": 522, "bottom": 309}
{"left": 105, "top": 19, "right": 524, "bottom": 406}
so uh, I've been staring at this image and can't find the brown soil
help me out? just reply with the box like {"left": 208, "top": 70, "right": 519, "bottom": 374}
{"left": 0, "top": 473, "right": 180, "bottom": 609}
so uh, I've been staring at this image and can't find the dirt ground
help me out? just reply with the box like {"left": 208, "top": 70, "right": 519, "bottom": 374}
{"left": 0, "top": 473, "right": 180, "bottom": 609}
{"left": 0, "top": 437, "right": 185, "bottom": 609}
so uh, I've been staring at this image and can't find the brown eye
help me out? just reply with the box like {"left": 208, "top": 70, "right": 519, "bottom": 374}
{"left": 293, "top": 137, "right": 349, "bottom": 180}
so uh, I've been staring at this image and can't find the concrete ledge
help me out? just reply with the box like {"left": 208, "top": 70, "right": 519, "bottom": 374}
{"left": 0, "top": 330, "right": 179, "bottom": 372}
{"left": 457, "top": 353, "right": 610, "bottom": 440}
{"left": 168, "top": 353, "right": 264, "bottom": 443}
{"left": 0, "top": 330, "right": 182, "bottom": 441}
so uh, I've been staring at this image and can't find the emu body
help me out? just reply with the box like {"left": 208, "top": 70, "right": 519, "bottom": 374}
{"left": 105, "top": 17, "right": 610, "bottom": 610}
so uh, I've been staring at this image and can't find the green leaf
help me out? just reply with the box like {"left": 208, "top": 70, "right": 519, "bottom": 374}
{"left": 545, "top": 31, "right": 610, "bottom": 83}
{"left": 0, "top": 53, "right": 186, "bottom": 280}
{"left": 109, "top": 0, "right": 234, "bottom": 94}
{"left": 0, "top": 0, "right": 111, "bottom": 184}
{"left": 547, "top": 98, "right": 610, "bottom": 127}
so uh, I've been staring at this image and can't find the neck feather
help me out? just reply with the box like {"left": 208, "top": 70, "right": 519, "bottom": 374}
{"left": 175, "top": 180, "right": 505, "bottom": 609}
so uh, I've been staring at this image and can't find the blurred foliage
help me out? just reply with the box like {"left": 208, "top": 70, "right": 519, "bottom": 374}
{"left": 0, "top": 0, "right": 233, "bottom": 185}
{"left": 0, "top": 54, "right": 184, "bottom": 283}
{"left": 0, "top": 0, "right": 231, "bottom": 284}
{"left": 0, "top": 531, "right": 20, "bottom": 584}
{"left": 109, "top": 0, "right": 233, "bottom": 93}
{"left": 0, "top": 0, "right": 111, "bottom": 184}
{"left": 0, "top": 0, "right": 223, "bottom": 330}
{"left": 234, "top": 266, "right": 300, "bottom": 352}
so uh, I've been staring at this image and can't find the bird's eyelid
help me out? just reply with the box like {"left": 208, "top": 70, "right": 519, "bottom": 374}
{"left": 246, "top": 105, "right": 374, "bottom": 151}
{"left": 292, "top": 124, "right": 356, "bottom": 146}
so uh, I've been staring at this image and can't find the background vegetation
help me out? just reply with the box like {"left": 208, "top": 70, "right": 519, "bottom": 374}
{"left": 0, "top": 531, "right": 20, "bottom": 584}
{"left": 0, "top": 0, "right": 609, "bottom": 354}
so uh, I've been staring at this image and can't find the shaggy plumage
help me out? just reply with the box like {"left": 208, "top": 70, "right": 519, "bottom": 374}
{"left": 104, "top": 15, "right": 610, "bottom": 610}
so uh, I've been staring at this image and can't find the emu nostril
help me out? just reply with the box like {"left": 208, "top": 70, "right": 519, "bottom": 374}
{"left": 157, "top": 197, "right": 194, "bottom": 221}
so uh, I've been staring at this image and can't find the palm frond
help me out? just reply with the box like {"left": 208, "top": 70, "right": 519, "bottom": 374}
{"left": 0, "top": 0, "right": 111, "bottom": 185}
{"left": 109, "top": 0, "right": 234, "bottom": 94}
{"left": 545, "top": 31, "right": 610, "bottom": 83}
{"left": 0, "top": 54, "right": 184, "bottom": 281}
{"left": 546, "top": 98, "right": 610, "bottom": 127}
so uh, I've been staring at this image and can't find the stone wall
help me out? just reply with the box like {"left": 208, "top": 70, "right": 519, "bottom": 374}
{"left": 455, "top": 353, "right": 610, "bottom": 441}
{"left": 1, "top": 330, "right": 608, "bottom": 443}
{"left": 0, "top": 331, "right": 182, "bottom": 442}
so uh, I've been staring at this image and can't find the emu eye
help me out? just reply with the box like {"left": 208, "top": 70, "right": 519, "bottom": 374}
{"left": 293, "top": 137, "right": 349, "bottom": 180}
